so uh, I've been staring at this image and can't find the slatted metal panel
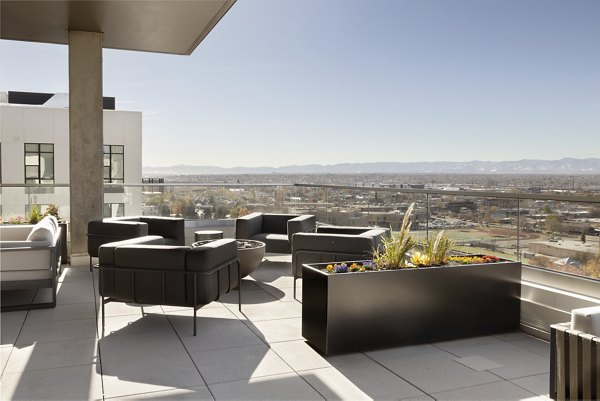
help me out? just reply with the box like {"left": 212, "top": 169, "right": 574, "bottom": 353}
{"left": 550, "top": 323, "right": 599, "bottom": 400}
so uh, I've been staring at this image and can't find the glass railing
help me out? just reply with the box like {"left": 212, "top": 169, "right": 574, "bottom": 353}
{"left": 2, "top": 182, "right": 599, "bottom": 282}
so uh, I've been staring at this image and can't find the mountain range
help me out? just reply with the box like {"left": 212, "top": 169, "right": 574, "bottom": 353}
{"left": 143, "top": 157, "right": 600, "bottom": 176}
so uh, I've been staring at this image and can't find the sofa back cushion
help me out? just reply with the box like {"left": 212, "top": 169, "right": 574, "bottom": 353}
{"left": 98, "top": 235, "right": 165, "bottom": 265}
{"left": 104, "top": 245, "right": 189, "bottom": 305}
{"left": 317, "top": 226, "right": 370, "bottom": 235}
{"left": 262, "top": 214, "right": 297, "bottom": 234}
{"left": 26, "top": 216, "right": 57, "bottom": 243}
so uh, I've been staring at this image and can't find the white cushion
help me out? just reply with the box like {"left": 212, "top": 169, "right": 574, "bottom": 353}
{"left": 570, "top": 306, "right": 600, "bottom": 337}
{"left": 25, "top": 216, "right": 57, "bottom": 242}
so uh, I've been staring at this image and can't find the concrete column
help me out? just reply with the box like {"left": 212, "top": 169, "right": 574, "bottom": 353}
{"left": 68, "top": 31, "right": 103, "bottom": 258}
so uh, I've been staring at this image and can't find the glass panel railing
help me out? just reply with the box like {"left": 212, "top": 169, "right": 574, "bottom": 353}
{"left": 0, "top": 184, "right": 71, "bottom": 223}
{"left": 2, "top": 182, "right": 597, "bottom": 282}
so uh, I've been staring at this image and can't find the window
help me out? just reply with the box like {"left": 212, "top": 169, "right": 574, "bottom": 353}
{"left": 103, "top": 145, "right": 124, "bottom": 183}
{"left": 103, "top": 203, "right": 124, "bottom": 218}
{"left": 25, "top": 143, "right": 54, "bottom": 183}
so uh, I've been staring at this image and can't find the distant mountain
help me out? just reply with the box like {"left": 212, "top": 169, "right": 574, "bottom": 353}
{"left": 143, "top": 158, "right": 600, "bottom": 176}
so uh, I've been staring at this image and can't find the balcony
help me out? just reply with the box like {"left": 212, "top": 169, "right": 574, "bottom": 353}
{"left": 2, "top": 256, "right": 552, "bottom": 400}
{"left": 1, "top": 182, "right": 599, "bottom": 400}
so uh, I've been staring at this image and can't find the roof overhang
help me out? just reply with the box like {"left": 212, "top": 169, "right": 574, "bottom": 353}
{"left": 0, "top": 0, "right": 236, "bottom": 55}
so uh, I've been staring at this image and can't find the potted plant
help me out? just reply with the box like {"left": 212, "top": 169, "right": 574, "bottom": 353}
{"left": 301, "top": 204, "right": 522, "bottom": 355}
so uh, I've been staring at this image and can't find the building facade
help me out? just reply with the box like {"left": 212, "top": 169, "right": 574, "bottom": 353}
{"left": 0, "top": 91, "right": 142, "bottom": 220}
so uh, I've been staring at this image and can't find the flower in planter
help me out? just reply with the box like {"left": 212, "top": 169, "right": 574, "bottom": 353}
{"left": 372, "top": 203, "right": 417, "bottom": 269}
{"left": 449, "top": 255, "right": 501, "bottom": 265}
{"left": 420, "top": 230, "right": 454, "bottom": 266}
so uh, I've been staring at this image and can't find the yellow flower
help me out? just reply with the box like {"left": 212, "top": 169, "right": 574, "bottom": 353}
{"left": 326, "top": 264, "right": 334, "bottom": 272}
{"left": 411, "top": 251, "right": 431, "bottom": 266}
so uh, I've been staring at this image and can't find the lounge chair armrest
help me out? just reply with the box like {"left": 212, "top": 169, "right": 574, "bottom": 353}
{"left": 236, "top": 213, "right": 263, "bottom": 239}
{"left": 288, "top": 215, "right": 316, "bottom": 242}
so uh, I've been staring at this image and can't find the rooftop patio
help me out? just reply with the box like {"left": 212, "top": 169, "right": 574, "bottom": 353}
{"left": 1, "top": 254, "right": 551, "bottom": 401}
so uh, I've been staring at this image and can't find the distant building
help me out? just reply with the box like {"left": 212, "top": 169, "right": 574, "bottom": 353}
{"left": 0, "top": 91, "right": 142, "bottom": 219}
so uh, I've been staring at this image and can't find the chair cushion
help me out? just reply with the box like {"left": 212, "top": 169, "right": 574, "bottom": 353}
{"left": 262, "top": 214, "right": 296, "bottom": 234}
{"left": 114, "top": 245, "right": 188, "bottom": 271}
{"left": 26, "top": 216, "right": 57, "bottom": 242}
{"left": 571, "top": 306, "right": 600, "bottom": 336}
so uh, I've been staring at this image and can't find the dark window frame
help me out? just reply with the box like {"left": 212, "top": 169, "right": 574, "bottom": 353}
{"left": 24, "top": 143, "right": 54, "bottom": 184}
{"left": 103, "top": 145, "right": 124, "bottom": 183}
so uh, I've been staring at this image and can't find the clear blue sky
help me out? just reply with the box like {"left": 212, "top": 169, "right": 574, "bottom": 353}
{"left": 1, "top": 0, "right": 599, "bottom": 168}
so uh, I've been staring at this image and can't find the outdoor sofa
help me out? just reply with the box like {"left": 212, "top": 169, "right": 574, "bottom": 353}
{"left": 87, "top": 216, "right": 185, "bottom": 270}
{"left": 97, "top": 237, "right": 240, "bottom": 335}
{"left": 291, "top": 225, "right": 390, "bottom": 299}
{"left": 236, "top": 212, "right": 316, "bottom": 253}
{"left": 0, "top": 216, "right": 62, "bottom": 310}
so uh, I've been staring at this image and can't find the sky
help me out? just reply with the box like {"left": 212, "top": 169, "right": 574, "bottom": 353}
{"left": 1, "top": 0, "right": 599, "bottom": 168}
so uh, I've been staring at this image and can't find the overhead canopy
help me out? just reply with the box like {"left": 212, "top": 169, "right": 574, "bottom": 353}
{"left": 0, "top": 0, "right": 236, "bottom": 55}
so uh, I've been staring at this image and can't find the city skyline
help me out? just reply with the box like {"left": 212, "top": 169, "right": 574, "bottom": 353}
{"left": 1, "top": 0, "right": 599, "bottom": 168}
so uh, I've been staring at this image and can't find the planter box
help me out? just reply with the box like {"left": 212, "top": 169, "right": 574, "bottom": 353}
{"left": 302, "top": 259, "right": 522, "bottom": 354}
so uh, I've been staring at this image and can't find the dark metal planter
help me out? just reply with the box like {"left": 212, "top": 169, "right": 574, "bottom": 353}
{"left": 302, "top": 260, "right": 522, "bottom": 355}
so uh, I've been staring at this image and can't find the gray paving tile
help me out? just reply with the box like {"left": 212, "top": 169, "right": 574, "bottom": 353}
{"left": 254, "top": 281, "right": 295, "bottom": 302}
{"left": 433, "top": 335, "right": 504, "bottom": 354}
{"left": 454, "top": 355, "right": 503, "bottom": 371}
{"left": 34, "top": 279, "right": 97, "bottom": 305}
{"left": 1, "top": 346, "right": 13, "bottom": 376}
{"left": 169, "top": 310, "right": 264, "bottom": 353}
{"left": 449, "top": 341, "right": 550, "bottom": 380}
{"left": 511, "top": 337, "right": 550, "bottom": 358}
{"left": 309, "top": 358, "right": 425, "bottom": 400}
{"left": 227, "top": 299, "right": 302, "bottom": 322}
{"left": 102, "top": 354, "right": 204, "bottom": 399}
{"left": 4, "top": 337, "right": 98, "bottom": 373}
{"left": 208, "top": 372, "right": 324, "bottom": 401}
{"left": 26, "top": 301, "right": 96, "bottom": 323}
{"left": 365, "top": 343, "right": 443, "bottom": 362}
{"left": 270, "top": 340, "right": 331, "bottom": 372}
{"left": 373, "top": 350, "right": 502, "bottom": 393}
{"left": 220, "top": 287, "right": 277, "bottom": 306}
{"left": 99, "top": 330, "right": 188, "bottom": 363}
{"left": 102, "top": 301, "right": 163, "bottom": 317}
{"left": 0, "top": 363, "right": 102, "bottom": 400}
{"left": 431, "top": 380, "right": 544, "bottom": 400}
{"left": 247, "top": 317, "right": 303, "bottom": 343}
{"left": 299, "top": 367, "right": 373, "bottom": 400}
{"left": 100, "top": 313, "right": 174, "bottom": 337}
{"left": 1, "top": 324, "right": 22, "bottom": 347}
{"left": 104, "top": 386, "right": 213, "bottom": 400}
{"left": 58, "top": 267, "right": 94, "bottom": 283}
{"left": 510, "top": 373, "right": 550, "bottom": 398}
{"left": 16, "top": 318, "right": 97, "bottom": 346}
{"left": 190, "top": 343, "right": 293, "bottom": 384}
{"left": 0, "top": 310, "right": 28, "bottom": 327}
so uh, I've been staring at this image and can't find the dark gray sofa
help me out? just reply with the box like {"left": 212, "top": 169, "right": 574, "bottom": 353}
{"left": 236, "top": 213, "right": 316, "bottom": 253}
{"left": 98, "top": 237, "right": 240, "bottom": 335}
{"left": 88, "top": 216, "right": 185, "bottom": 270}
{"left": 291, "top": 226, "right": 390, "bottom": 298}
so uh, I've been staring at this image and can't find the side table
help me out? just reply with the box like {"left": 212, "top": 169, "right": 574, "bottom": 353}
{"left": 194, "top": 230, "right": 223, "bottom": 242}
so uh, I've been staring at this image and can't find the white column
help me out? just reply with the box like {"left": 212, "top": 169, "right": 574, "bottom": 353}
{"left": 68, "top": 30, "right": 103, "bottom": 258}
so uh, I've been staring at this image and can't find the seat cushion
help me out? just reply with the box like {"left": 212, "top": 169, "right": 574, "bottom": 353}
{"left": 571, "top": 306, "right": 600, "bottom": 336}
{"left": 252, "top": 233, "right": 289, "bottom": 253}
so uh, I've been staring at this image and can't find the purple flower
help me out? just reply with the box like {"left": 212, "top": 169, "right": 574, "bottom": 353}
{"left": 333, "top": 263, "right": 348, "bottom": 273}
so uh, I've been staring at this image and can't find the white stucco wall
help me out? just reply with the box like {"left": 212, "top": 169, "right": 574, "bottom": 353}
{"left": 0, "top": 103, "right": 142, "bottom": 219}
